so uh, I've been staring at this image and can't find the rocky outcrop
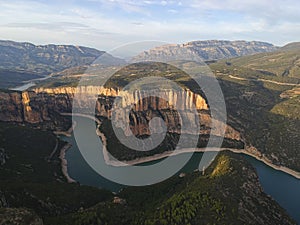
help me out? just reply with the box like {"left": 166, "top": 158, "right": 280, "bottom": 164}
{"left": 112, "top": 197, "right": 126, "bottom": 205}
{"left": 0, "top": 91, "right": 71, "bottom": 124}
{"left": 0, "top": 91, "right": 24, "bottom": 122}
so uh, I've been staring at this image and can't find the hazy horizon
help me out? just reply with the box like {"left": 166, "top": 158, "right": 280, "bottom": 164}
{"left": 0, "top": 38, "right": 289, "bottom": 53}
{"left": 1, "top": 0, "right": 299, "bottom": 51}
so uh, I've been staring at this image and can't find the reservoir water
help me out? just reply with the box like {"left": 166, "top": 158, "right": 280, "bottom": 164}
{"left": 10, "top": 82, "right": 36, "bottom": 91}
{"left": 10, "top": 76, "right": 51, "bottom": 91}
{"left": 61, "top": 117, "right": 300, "bottom": 224}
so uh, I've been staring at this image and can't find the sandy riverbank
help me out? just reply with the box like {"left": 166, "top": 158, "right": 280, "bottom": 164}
{"left": 104, "top": 147, "right": 300, "bottom": 179}
{"left": 59, "top": 143, "right": 76, "bottom": 183}
{"left": 53, "top": 120, "right": 77, "bottom": 182}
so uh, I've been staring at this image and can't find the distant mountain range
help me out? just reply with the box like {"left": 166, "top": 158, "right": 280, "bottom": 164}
{"left": 134, "top": 40, "right": 278, "bottom": 62}
{"left": 0, "top": 40, "right": 278, "bottom": 76}
{"left": 0, "top": 40, "right": 106, "bottom": 75}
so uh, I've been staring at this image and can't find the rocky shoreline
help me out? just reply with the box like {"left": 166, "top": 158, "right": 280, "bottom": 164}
{"left": 103, "top": 146, "right": 300, "bottom": 179}
{"left": 58, "top": 142, "right": 76, "bottom": 183}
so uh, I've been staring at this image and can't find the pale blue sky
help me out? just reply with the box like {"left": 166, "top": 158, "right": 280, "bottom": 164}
{"left": 0, "top": 0, "right": 299, "bottom": 50}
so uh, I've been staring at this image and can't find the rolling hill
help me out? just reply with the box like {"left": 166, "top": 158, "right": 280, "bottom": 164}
{"left": 215, "top": 42, "right": 300, "bottom": 80}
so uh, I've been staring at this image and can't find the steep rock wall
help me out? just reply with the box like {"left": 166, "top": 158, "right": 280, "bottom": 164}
{"left": 0, "top": 87, "right": 241, "bottom": 143}
{"left": 33, "top": 86, "right": 208, "bottom": 111}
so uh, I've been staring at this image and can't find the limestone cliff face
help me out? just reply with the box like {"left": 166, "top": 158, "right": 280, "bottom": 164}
{"left": 33, "top": 86, "right": 119, "bottom": 96}
{"left": 0, "top": 91, "right": 71, "bottom": 124}
{"left": 21, "top": 92, "right": 40, "bottom": 123}
{"left": 0, "top": 91, "right": 23, "bottom": 122}
{"left": 32, "top": 86, "right": 214, "bottom": 136}
{"left": 119, "top": 89, "right": 208, "bottom": 111}
{"left": 33, "top": 86, "right": 208, "bottom": 111}
{"left": 0, "top": 86, "right": 241, "bottom": 143}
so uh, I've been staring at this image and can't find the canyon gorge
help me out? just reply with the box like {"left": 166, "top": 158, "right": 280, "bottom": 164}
{"left": 0, "top": 86, "right": 243, "bottom": 159}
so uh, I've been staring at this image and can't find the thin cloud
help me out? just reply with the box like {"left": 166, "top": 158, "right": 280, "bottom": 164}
{"left": 0, "top": 0, "right": 299, "bottom": 50}
{"left": 189, "top": 0, "right": 300, "bottom": 23}
{"left": 131, "top": 22, "right": 144, "bottom": 26}
{"left": 5, "top": 22, "right": 89, "bottom": 30}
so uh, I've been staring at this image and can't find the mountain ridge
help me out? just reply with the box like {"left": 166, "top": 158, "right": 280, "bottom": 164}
{"left": 0, "top": 40, "right": 109, "bottom": 76}
{"left": 0, "top": 39, "right": 278, "bottom": 77}
{"left": 134, "top": 40, "right": 278, "bottom": 62}
{"left": 281, "top": 42, "right": 300, "bottom": 51}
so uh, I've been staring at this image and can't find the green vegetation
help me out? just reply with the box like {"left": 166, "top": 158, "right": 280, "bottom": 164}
{"left": 211, "top": 155, "right": 231, "bottom": 177}
{"left": 103, "top": 62, "right": 200, "bottom": 88}
{"left": 271, "top": 96, "right": 300, "bottom": 120}
{"left": 216, "top": 72, "right": 300, "bottom": 170}
{"left": 0, "top": 122, "right": 59, "bottom": 183}
{"left": 49, "top": 152, "right": 295, "bottom": 225}
{"left": 0, "top": 122, "right": 113, "bottom": 222}
{"left": 0, "top": 207, "right": 43, "bottom": 225}
{"left": 34, "top": 76, "right": 80, "bottom": 88}
{"left": 35, "top": 61, "right": 206, "bottom": 96}
{"left": 0, "top": 122, "right": 295, "bottom": 224}
{"left": 205, "top": 47, "right": 300, "bottom": 171}
{"left": 210, "top": 46, "right": 300, "bottom": 82}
